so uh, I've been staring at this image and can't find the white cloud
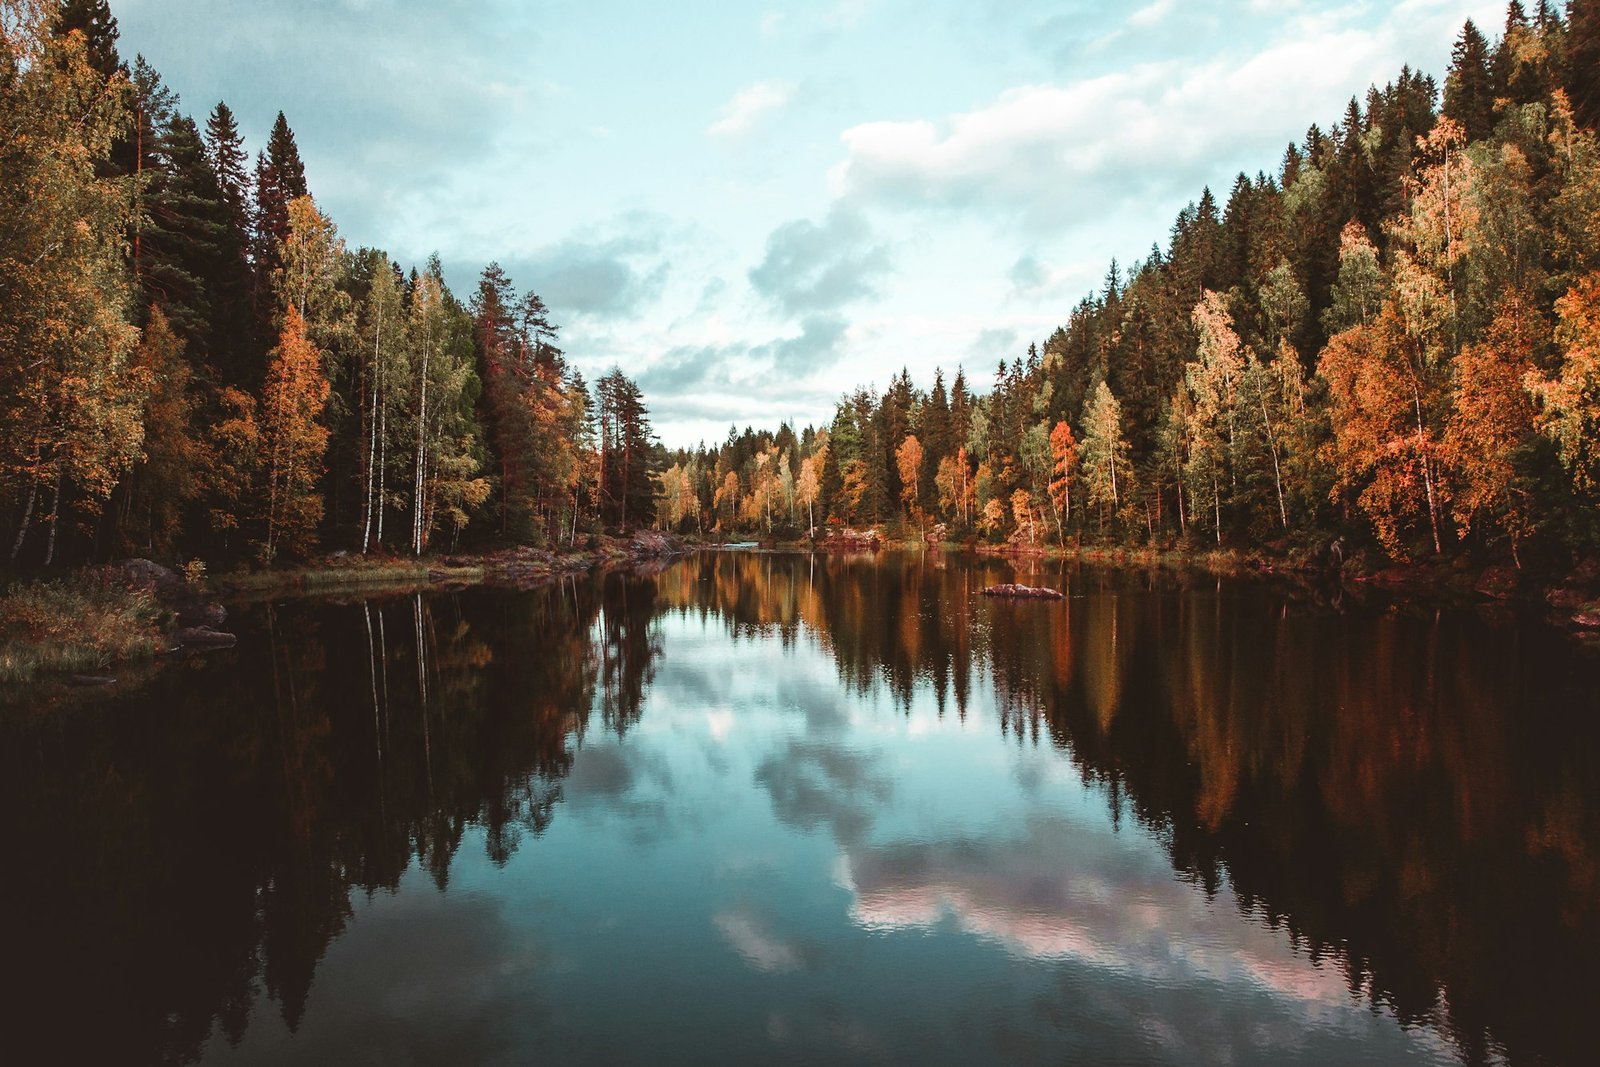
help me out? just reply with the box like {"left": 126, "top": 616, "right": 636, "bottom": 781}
{"left": 828, "top": 3, "right": 1495, "bottom": 230}
{"left": 708, "top": 81, "right": 798, "bottom": 139}
{"left": 1128, "top": 0, "right": 1176, "bottom": 30}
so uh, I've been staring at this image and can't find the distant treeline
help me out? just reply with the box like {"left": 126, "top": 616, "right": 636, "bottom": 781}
{"left": 662, "top": 3, "right": 1600, "bottom": 568}
{"left": 1, "top": 0, "right": 657, "bottom": 569}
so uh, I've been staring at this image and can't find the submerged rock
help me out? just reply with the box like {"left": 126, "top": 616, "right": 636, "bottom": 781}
{"left": 982, "top": 583, "right": 1064, "bottom": 601}
{"left": 66, "top": 675, "right": 116, "bottom": 688}
{"left": 173, "top": 626, "right": 237, "bottom": 650}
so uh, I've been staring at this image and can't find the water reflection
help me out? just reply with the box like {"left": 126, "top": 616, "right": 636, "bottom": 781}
{"left": 0, "top": 552, "right": 1595, "bottom": 1066}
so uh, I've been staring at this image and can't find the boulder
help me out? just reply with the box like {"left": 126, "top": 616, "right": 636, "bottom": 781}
{"left": 982, "top": 583, "right": 1065, "bottom": 601}
{"left": 631, "top": 531, "right": 684, "bottom": 558}
{"left": 111, "top": 558, "right": 183, "bottom": 595}
{"left": 1548, "top": 587, "right": 1585, "bottom": 612}
{"left": 1474, "top": 565, "right": 1522, "bottom": 601}
{"left": 175, "top": 600, "right": 227, "bottom": 628}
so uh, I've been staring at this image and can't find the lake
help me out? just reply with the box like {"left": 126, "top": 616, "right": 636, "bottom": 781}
{"left": 2, "top": 551, "right": 1597, "bottom": 1066}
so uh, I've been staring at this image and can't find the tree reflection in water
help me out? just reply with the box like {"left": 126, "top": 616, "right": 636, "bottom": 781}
{"left": 0, "top": 553, "right": 1595, "bottom": 1066}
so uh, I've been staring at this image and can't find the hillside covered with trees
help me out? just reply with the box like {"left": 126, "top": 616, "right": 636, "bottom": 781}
{"left": 662, "top": 3, "right": 1600, "bottom": 573}
{"left": 1, "top": 0, "right": 657, "bottom": 570}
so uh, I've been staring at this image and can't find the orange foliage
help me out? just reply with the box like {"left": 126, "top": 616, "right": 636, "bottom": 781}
{"left": 261, "top": 306, "right": 330, "bottom": 560}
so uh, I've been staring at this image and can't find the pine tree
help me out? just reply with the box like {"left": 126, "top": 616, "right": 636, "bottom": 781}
{"left": 1444, "top": 20, "right": 1496, "bottom": 143}
{"left": 201, "top": 101, "right": 258, "bottom": 388}
{"left": 140, "top": 114, "right": 231, "bottom": 356}
{"left": 266, "top": 111, "right": 307, "bottom": 200}
{"left": 1567, "top": 0, "right": 1600, "bottom": 130}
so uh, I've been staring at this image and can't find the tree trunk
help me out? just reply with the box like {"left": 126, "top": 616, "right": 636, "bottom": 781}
{"left": 1256, "top": 381, "right": 1288, "bottom": 529}
{"left": 43, "top": 461, "right": 63, "bottom": 567}
{"left": 1412, "top": 381, "right": 1443, "bottom": 555}
{"left": 9, "top": 456, "right": 39, "bottom": 564}
{"left": 413, "top": 332, "right": 430, "bottom": 556}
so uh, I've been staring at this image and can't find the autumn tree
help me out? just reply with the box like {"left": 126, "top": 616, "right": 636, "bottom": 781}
{"left": 1, "top": 12, "right": 144, "bottom": 565}
{"left": 1443, "top": 294, "right": 1540, "bottom": 562}
{"left": 1319, "top": 307, "right": 1447, "bottom": 558}
{"left": 1183, "top": 292, "right": 1245, "bottom": 542}
{"left": 260, "top": 306, "right": 328, "bottom": 561}
{"left": 1527, "top": 272, "right": 1600, "bottom": 513}
{"left": 118, "top": 307, "right": 203, "bottom": 558}
{"left": 1048, "top": 421, "right": 1078, "bottom": 539}
{"left": 935, "top": 447, "right": 973, "bottom": 527}
{"left": 895, "top": 433, "right": 923, "bottom": 526}
{"left": 797, "top": 450, "right": 822, "bottom": 534}
{"left": 1081, "top": 381, "right": 1132, "bottom": 523}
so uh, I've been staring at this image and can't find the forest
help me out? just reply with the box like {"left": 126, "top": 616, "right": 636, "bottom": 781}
{"left": 4, "top": 1, "right": 1600, "bottom": 576}
{"left": 662, "top": 3, "right": 1600, "bottom": 571}
{"left": 1, "top": 0, "right": 657, "bottom": 571}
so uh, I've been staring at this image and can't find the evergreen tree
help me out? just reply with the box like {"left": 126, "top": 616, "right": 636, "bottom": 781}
{"left": 1444, "top": 20, "right": 1496, "bottom": 143}
{"left": 201, "top": 101, "right": 258, "bottom": 388}
{"left": 1570, "top": 0, "right": 1600, "bottom": 130}
{"left": 596, "top": 368, "right": 654, "bottom": 530}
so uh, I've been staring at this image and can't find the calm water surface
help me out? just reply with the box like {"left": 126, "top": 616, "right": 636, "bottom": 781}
{"left": 3, "top": 552, "right": 1598, "bottom": 1066}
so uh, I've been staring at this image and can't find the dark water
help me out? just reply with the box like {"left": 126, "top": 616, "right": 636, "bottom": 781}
{"left": 3, "top": 552, "right": 1598, "bottom": 1066}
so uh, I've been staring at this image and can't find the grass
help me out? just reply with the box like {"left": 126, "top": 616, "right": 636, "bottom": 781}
{"left": 0, "top": 572, "right": 165, "bottom": 683}
{"left": 215, "top": 555, "right": 484, "bottom": 599}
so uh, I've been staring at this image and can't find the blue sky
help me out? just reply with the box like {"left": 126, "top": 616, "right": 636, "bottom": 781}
{"left": 115, "top": 0, "right": 1505, "bottom": 447}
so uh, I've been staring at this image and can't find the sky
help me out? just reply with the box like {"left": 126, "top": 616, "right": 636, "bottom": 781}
{"left": 113, "top": 0, "right": 1507, "bottom": 448}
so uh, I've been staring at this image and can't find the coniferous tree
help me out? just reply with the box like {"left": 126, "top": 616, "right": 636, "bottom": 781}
{"left": 1567, "top": 0, "right": 1600, "bottom": 130}
{"left": 201, "top": 101, "right": 258, "bottom": 387}
{"left": 1444, "top": 20, "right": 1497, "bottom": 142}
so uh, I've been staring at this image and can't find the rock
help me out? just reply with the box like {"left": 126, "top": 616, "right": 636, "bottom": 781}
{"left": 630, "top": 531, "right": 684, "bottom": 558}
{"left": 982, "top": 583, "right": 1065, "bottom": 601}
{"left": 821, "top": 527, "right": 881, "bottom": 551}
{"left": 1474, "top": 565, "right": 1522, "bottom": 601}
{"left": 175, "top": 601, "right": 226, "bottom": 628}
{"left": 1569, "top": 559, "right": 1600, "bottom": 588}
{"left": 1548, "top": 587, "right": 1585, "bottom": 612}
{"left": 174, "top": 626, "right": 237, "bottom": 650}
{"left": 111, "top": 558, "right": 183, "bottom": 595}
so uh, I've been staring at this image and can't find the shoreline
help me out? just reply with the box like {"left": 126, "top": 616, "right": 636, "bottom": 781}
{"left": 709, "top": 533, "right": 1600, "bottom": 634}
{"left": 5, "top": 532, "right": 1597, "bottom": 689}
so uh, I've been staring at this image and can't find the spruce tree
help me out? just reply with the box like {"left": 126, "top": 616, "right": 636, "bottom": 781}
{"left": 1570, "top": 0, "right": 1600, "bottom": 130}
{"left": 202, "top": 102, "right": 259, "bottom": 387}
{"left": 1444, "top": 20, "right": 1496, "bottom": 142}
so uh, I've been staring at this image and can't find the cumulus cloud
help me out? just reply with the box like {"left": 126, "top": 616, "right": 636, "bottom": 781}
{"left": 504, "top": 215, "right": 671, "bottom": 321}
{"left": 708, "top": 81, "right": 797, "bottom": 138}
{"left": 115, "top": 0, "right": 539, "bottom": 245}
{"left": 748, "top": 209, "right": 892, "bottom": 317}
{"left": 827, "top": 5, "right": 1490, "bottom": 230}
